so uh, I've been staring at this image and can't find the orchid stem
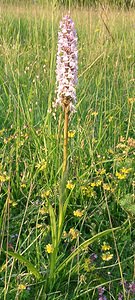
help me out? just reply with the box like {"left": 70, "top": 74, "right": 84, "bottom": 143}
{"left": 63, "top": 105, "right": 69, "bottom": 174}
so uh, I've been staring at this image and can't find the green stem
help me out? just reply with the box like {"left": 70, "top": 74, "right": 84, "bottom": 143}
{"left": 63, "top": 105, "right": 69, "bottom": 174}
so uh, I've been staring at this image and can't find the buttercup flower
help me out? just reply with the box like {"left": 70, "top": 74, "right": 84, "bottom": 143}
{"left": 45, "top": 244, "right": 53, "bottom": 254}
{"left": 66, "top": 181, "right": 75, "bottom": 189}
{"left": 18, "top": 284, "right": 26, "bottom": 290}
{"left": 101, "top": 242, "right": 111, "bottom": 251}
{"left": 73, "top": 209, "right": 84, "bottom": 217}
{"left": 102, "top": 252, "right": 113, "bottom": 261}
{"left": 55, "top": 15, "right": 78, "bottom": 112}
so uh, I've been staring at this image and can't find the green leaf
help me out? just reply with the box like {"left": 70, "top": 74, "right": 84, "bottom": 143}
{"left": 119, "top": 194, "right": 135, "bottom": 215}
{"left": 6, "top": 251, "right": 41, "bottom": 279}
{"left": 49, "top": 204, "right": 57, "bottom": 246}
{"left": 56, "top": 227, "right": 119, "bottom": 274}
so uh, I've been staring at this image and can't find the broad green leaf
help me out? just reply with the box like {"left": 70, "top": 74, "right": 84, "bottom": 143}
{"left": 6, "top": 251, "right": 41, "bottom": 279}
{"left": 57, "top": 227, "right": 119, "bottom": 273}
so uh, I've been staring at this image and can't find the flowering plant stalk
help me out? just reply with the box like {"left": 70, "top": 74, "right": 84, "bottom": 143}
{"left": 45, "top": 15, "right": 78, "bottom": 292}
{"left": 55, "top": 15, "right": 78, "bottom": 173}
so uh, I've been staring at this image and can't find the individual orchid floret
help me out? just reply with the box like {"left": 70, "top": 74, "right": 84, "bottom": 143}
{"left": 55, "top": 15, "right": 78, "bottom": 112}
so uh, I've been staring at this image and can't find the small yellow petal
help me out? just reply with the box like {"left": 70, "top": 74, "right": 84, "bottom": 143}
{"left": 18, "top": 284, "right": 26, "bottom": 290}
{"left": 68, "top": 131, "right": 76, "bottom": 138}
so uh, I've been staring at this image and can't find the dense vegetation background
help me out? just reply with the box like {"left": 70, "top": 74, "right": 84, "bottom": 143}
{"left": 0, "top": 0, "right": 135, "bottom": 8}
{"left": 0, "top": 1, "right": 134, "bottom": 299}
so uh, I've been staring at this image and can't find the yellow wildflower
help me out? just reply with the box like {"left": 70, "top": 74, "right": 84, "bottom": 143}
{"left": 39, "top": 207, "right": 48, "bottom": 215}
{"left": 73, "top": 209, "right": 84, "bottom": 217}
{"left": 120, "top": 136, "right": 125, "bottom": 143}
{"left": 41, "top": 190, "right": 50, "bottom": 198}
{"left": 102, "top": 252, "right": 113, "bottom": 261}
{"left": 0, "top": 174, "right": 10, "bottom": 183}
{"left": 91, "top": 180, "right": 102, "bottom": 187}
{"left": 103, "top": 183, "right": 111, "bottom": 191}
{"left": 96, "top": 168, "right": 106, "bottom": 175}
{"left": 81, "top": 186, "right": 96, "bottom": 197}
{"left": 108, "top": 149, "right": 114, "bottom": 154}
{"left": 91, "top": 111, "right": 98, "bottom": 116}
{"left": 68, "top": 130, "right": 76, "bottom": 138}
{"left": 20, "top": 183, "right": 26, "bottom": 188}
{"left": 108, "top": 116, "right": 113, "bottom": 122}
{"left": 11, "top": 201, "right": 18, "bottom": 207}
{"left": 45, "top": 244, "right": 53, "bottom": 254}
{"left": 96, "top": 180, "right": 102, "bottom": 186}
{"left": 69, "top": 228, "right": 79, "bottom": 240}
{"left": 66, "top": 181, "right": 75, "bottom": 190}
{"left": 101, "top": 242, "right": 111, "bottom": 251}
{"left": 81, "top": 186, "right": 87, "bottom": 192}
{"left": 91, "top": 182, "right": 96, "bottom": 187}
{"left": 35, "top": 159, "right": 47, "bottom": 171}
{"left": 116, "top": 171, "right": 127, "bottom": 180}
{"left": 8, "top": 199, "right": 17, "bottom": 207}
{"left": 18, "top": 284, "right": 26, "bottom": 290}
{"left": 127, "top": 137, "right": 135, "bottom": 148}
{"left": 128, "top": 98, "right": 135, "bottom": 104}
{"left": 120, "top": 167, "right": 132, "bottom": 174}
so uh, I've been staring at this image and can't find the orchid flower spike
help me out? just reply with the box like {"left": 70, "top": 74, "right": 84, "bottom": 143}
{"left": 55, "top": 15, "right": 78, "bottom": 113}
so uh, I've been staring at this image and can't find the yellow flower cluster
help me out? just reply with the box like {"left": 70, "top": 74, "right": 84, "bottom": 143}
{"left": 0, "top": 173, "right": 10, "bottom": 183}
{"left": 101, "top": 242, "right": 113, "bottom": 261}
{"left": 35, "top": 159, "right": 47, "bottom": 171}
{"left": 8, "top": 198, "right": 17, "bottom": 207}
{"left": 18, "top": 284, "right": 26, "bottom": 290}
{"left": 116, "top": 167, "right": 132, "bottom": 180}
{"left": 63, "top": 228, "right": 79, "bottom": 241}
{"left": 96, "top": 168, "right": 106, "bottom": 175}
{"left": 128, "top": 97, "right": 135, "bottom": 104}
{"left": 69, "top": 228, "right": 79, "bottom": 240}
{"left": 41, "top": 190, "right": 50, "bottom": 198}
{"left": 103, "top": 183, "right": 114, "bottom": 192}
{"left": 81, "top": 185, "right": 96, "bottom": 197}
{"left": 91, "top": 111, "right": 98, "bottom": 116}
{"left": 73, "top": 209, "right": 84, "bottom": 217}
{"left": 91, "top": 180, "right": 102, "bottom": 187}
{"left": 39, "top": 207, "right": 49, "bottom": 215}
{"left": 102, "top": 253, "right": 113, "bottom": 261}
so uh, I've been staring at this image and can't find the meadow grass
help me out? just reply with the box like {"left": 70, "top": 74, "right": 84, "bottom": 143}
{"left": 0, "top": 3, "right": 135, "bottom": 300}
